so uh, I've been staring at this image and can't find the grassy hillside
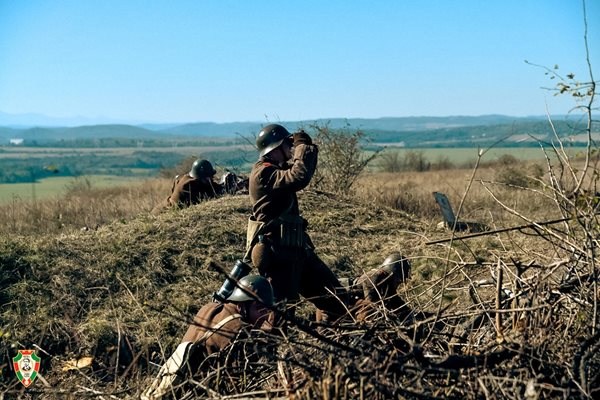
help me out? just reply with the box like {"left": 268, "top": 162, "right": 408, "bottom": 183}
{"left": 1, "top": 182, "right": 598, "bottom": 398}
{"left": 0, "top": 192, "right": 422, "bottom": 396}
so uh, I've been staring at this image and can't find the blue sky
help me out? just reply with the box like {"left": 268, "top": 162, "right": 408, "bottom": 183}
{"left": 0, "top": 0, "right": 598, "bottom": 123}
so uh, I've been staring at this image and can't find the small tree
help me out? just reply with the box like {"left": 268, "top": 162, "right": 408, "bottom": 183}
{"left": 309, "top": 122, "right": 381, "bottom": 195}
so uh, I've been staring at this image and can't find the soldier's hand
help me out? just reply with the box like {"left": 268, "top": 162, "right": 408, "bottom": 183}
{"left": 292, "top": 130, "right": 312, "bottom": 146}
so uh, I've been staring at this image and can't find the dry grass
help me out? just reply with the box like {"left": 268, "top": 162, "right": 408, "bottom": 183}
{"left": 0, "top": 178, "right": 171, "bottom": 236}
{"left": 355, "top": 160, "right": 552, "bottom": 225}
{"left": 0, "top": 155, "right": 598, "bottom": 399}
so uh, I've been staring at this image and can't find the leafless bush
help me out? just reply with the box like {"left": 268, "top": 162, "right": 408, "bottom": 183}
{"left": 492, "top": 157, "right": 545, "bottom": 189}
{"left": 379, "top": 149, "right": 456, "bottom": 173}
{"left": 309, "top": 122, "right": 381, "bottom": 195}
{"left": 462, "top": 13, "right": 599, "bottom": 396}
{"left": 404, "top": 150, "right": 431, "bottom": 172}
{"left": 378, "top": 150, "right": 403, "bottom": 172}
{"left": 431, "top": 155, "right": 455, "bottom": 171}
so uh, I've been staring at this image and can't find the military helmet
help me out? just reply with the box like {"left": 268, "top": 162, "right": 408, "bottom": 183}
{"left": 189, "top": 159, "right": 216, "bottom": 179}
{"left": 256, "top": 124, "right": 292, "bottom": 157}
{"left": 228, "top": 275, "right": 275, "bottom": 306}
{"left": 381, "top": 253, "right": 411, "bottom": 282}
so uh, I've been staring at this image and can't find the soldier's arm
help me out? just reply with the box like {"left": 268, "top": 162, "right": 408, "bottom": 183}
{"left": 169, "top": 181, "right": 185, "bottom": 207}
{"left": 169, "top": 175, "right": 178, "bottom": 193}
{"left": 265, "top": 144, "right": 318, "bottom": 192}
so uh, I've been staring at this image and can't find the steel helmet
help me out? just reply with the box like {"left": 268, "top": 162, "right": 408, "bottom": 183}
{"left": 189, "top": 159, "right": 216, "bottom": 179}
{"left": 256, "top": 124, "right": 292, "bottom": 157}
{"left": 381, "top": 253, "right": 411, "bottom": 282}
{"left": 228, "top": 275, "right": 275, "bottom": 306}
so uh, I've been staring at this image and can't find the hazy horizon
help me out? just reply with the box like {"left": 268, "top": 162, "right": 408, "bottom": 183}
{"left": 0, "top": 110, "right": 556, "bottom": 128}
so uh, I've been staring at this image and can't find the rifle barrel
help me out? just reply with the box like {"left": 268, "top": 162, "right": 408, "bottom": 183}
{"left": 425, "top": 216, "right": 573, "bottom": 245}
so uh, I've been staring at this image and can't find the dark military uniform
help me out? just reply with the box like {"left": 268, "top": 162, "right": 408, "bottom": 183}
{"left": 248, "top": 143, "right": 346, "bottom": 320}
{"left": 352, "top": 291, "right": 411, "bottom": 323}
{"left": 152, "top": 174, "right": 224, "bottom": 214}
{"left": 168, "top": 174, "right": 223, "bottom": 208}
{"left": 352, "top": 266, "right": 413, "bottom": 323}
{"left": 143, "top": 302, "right": 273, "bottom": 400}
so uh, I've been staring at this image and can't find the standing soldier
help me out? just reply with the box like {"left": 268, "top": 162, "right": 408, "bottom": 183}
{"left": 152, "top": 159, "right": 223, "bottom": 213}
{"left": 246, "top": 124, "right": 347, "bottom": 321}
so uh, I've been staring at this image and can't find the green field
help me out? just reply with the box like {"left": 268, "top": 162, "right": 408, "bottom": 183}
{"left": 0, "top": 146, "right": 561, "bottom": 204}
{"left": 372, "top": 146, "right": 556, "bottom": 163}
{"left": 0, "top": 144, "right": 252, "bottom": 158}
{"left": 0, "top": 175, "right": 140, "bottom": 203}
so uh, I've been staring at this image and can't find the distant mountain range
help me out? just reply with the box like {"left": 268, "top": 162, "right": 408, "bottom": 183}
{"left": 0, "top": 111, "right": 145, "bottom": 128}
{"left": 0, "top": 110, "right": 547, "bottom": 129}
{"left": 1, "top": 111, "right": 596, "bottom": 147}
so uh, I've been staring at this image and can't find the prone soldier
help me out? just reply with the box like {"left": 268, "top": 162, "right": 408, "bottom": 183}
{"left": 142, "top": 272, "right": 275, "bottom": 400}
{"left": 152, "top": 159, "right": 244, "bottom": 214}
{"left": 315, "top": 253, "right": 414, "bottom": 324}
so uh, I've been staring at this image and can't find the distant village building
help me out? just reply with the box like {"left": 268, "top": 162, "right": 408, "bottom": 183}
{"left": 9, "top": 138, "right": 24, "bottom": 145}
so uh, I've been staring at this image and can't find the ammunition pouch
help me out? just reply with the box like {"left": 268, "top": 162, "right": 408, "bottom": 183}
{"left": 278, "top": 214, "right": 306, "bottom": 248}
{"left": 245, "top": 212, "right": 307, "bottom": 257}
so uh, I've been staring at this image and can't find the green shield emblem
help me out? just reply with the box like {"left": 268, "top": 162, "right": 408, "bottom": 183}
{"left": 13, "top": 350, "right": 41, "bottom": 387}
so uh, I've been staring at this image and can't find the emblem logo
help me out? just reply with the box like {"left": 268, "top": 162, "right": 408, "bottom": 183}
{"left": 13, "top": 350, "right": 41, "bottom": 387}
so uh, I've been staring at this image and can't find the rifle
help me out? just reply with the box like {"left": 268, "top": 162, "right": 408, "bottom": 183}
{"left": 425, "top": 215, "right": 577, "bottom": 245}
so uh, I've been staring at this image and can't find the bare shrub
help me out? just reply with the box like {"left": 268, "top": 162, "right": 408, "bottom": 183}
{"left": 457, "top": 15, "right": 600, "bottom": 396}
{"left": 404, "top": 150, "right": 430, "bottom": 172}
{"left": 493, "top": 159, "right": 545, "bottom": 188}
{"left": 431, "top": 155, "right": 455, "bottom": 170}
{"left": 378, "top": 150, "right": 403, "bottom": 173}
{"left": 158, "top": 155, "right": 203, "bottom": 179}
{"left": 379, "top": 150, "right": 456, "bottom": 173}
{"left": 309, "top": 122, "right": 381, "bottom": 195}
